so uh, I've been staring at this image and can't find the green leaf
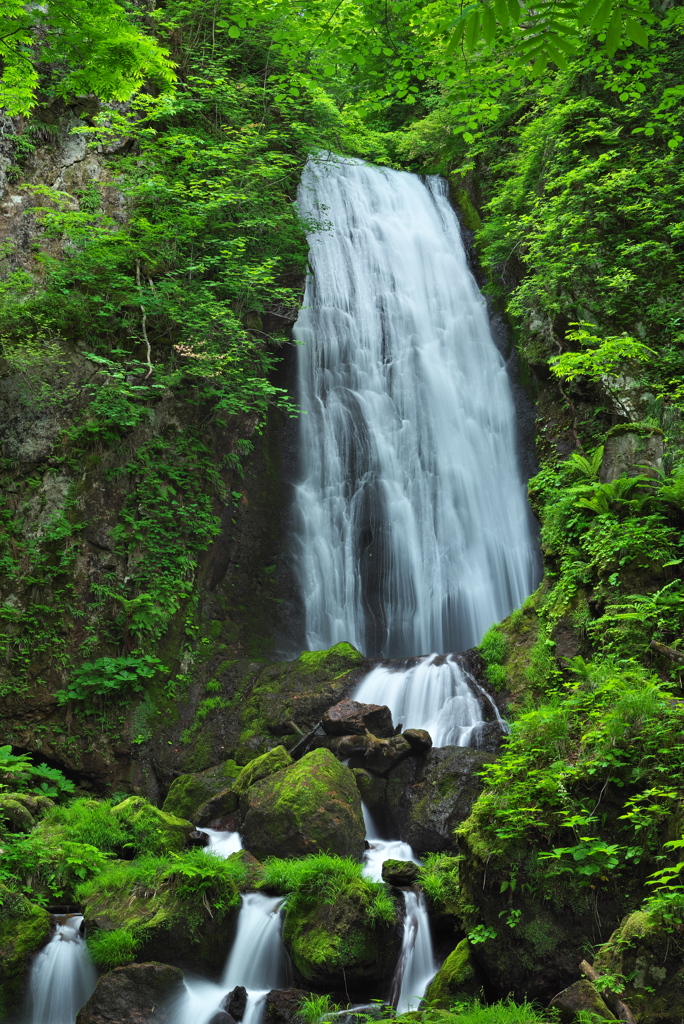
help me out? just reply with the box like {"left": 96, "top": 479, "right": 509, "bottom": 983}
{"left": 228, "top": 25, "right": 241, "bottom": 38}
{"left": 482, "top": 6, "right": 497, "bottom": 43}
{"left": 445, "top": 20, "right": 466, "bottom": 55}
{"left": 465, "top": 10, "right": 481, "bottom": 52}
{"left": 589, "top": 0, "right": 614, "bottom": 33}
{"left": 578, "top": 0, "right": 605, "bottom": 26}
{"left": 605, "top": 9, "right": 623, "bottom": 56}
{"left": 531, "top": 54, "right": 548, "bottom": 76}
{"left": 493, "top": 0, "right": 511, "bottom": 30}
{"left": 625, "top": 17, "right": 648, "bottom": 47}
{"left": 507, "top": 0, "right": 523, "bottom": 26}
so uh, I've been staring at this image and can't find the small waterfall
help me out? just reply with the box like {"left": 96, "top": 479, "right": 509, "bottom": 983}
{"left": 293, "top": 154, "right": 538, "bottom": 659}
{"left": 199, "top": 828, "right": 243, "bottom": 858}
{"left": 172, "top": 894, "right": 289, "bottom": 1024}
{"left": 354, "top": 653, "right": 486, "bottom": 747}
{"left": 391, "top": 892, "right": 437, "bottom": 1013}
{"left": 25, "top": 915, "right": 97, "bottom": 1024}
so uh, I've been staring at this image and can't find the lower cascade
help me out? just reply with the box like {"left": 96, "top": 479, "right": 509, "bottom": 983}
{"left": 391, "top": 893, "right": 437, "bottom": 1014}
{"left": 25, "top": 915, "right": 97, "bottom": 1024}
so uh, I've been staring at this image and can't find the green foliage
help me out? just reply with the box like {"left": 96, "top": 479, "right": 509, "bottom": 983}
{"left": 55, "top": 656, "right": 167, "bottom": 705}
{"left": 298, "top": 993, "right": 342, "bottom": 1024}
{"left": 86, "top": 927, "right": 141, "bottom": 970}
{"left": 0, "top": 0, "right": 175, "bottom": 115}
{"left": 0, "top": 747, "right": 75, "bottom": 800}
{"left": 419, "top": 854, "right": 462, "bottom": 916}
{"left": 260, "top": 854, "right": 395, "bottom": 925}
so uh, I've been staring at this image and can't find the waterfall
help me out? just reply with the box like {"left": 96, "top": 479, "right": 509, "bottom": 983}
{"left": 199, "top": 828, "right": 243, "bottom": 858}
{"left": 354, "top": 653, "right": 487, "bottom": 747}
{"left": 293, "top": 154, "right": 538, "bottom": 659}
{"left": 25, "top": 915, "right": 97, "bottom": 1024}
{"left": 391, "top": 892, "right": 437, "bottom": 1013}
{"left": 172, "top": 894, "right": 289, "bottom": 1024}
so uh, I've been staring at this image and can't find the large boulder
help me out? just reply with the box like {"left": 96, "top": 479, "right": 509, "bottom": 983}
{"left": 594, "top": 909, "right": 684, "bottom": 1022}
{"left": 322, "top": 699, "right": 394, "bottom": 738}
{"left": 162, "top": 759, "right": 242, "bottom": 821}
{"left": 111, "top": 797, "right": 194, "bottom": 854}
{"left": 344, "top": 734, "right": 414, "bottom": 775}
{"left": 0, "top": 792, "right": 54, "bottom": 832}
{"left": 283, "top": 883, "right": 401, "bottom": 991}
{"left": 381, "top": 860, "right": 420, "bottom": 887}
{"left": 600, "top": 425, "right": 664, "bottom": 483}
{"left": 0, "top": 887, "right": 52, "bottom": 1017}
{"left": 240, "top": 748, "right": 365, "bottom": 860}
{"left": 385, "top": 746, "right": 495, "bottom": 853}
{"left": 76, "top": 962, "right": 184, "bottom": 1024}
{"left": 233, "top": 746, "right": 293, "bottom": 796}
{"left": 423, "top": 940, "right": 485, "bottom": 1008}
{"left": 548, "top": 979, "right": 615, "bottom": 1022}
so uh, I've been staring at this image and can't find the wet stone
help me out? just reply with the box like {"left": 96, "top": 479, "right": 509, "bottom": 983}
{"left": 381, "top": 859, "right": 420, "bottom": 886}
{"left": 322, "top": 699, "right": 394, "bottom": 738}
{"left": 222, "top": 985, "right": 248, "bottom": 1020}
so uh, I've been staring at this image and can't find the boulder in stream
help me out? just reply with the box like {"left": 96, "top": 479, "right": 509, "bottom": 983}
{"left": 264, "top": 987, "right": 313, "bottom": 1024}
{"left": 240, "top": 747, "right": 365, "bottom": 860}
{"left": 381, "top": 860, "right": 420, "bottom": 887}
{"left": 222, "top": 984, "right": 248, "bottom": 1020}
{"left": 423, "top": 939, "right": 485, "bottom": 1008}
{"left": 321, "top": 699, "right": 394, "bottom": 737}
{"left": 161, "top": 758, "right": 242, "bottom": 821}
{"left": 385, "top": 746, "right": 495, "bottom": 853}
{"left": 75, "top": 962, "right": 184, "bottom": 1024}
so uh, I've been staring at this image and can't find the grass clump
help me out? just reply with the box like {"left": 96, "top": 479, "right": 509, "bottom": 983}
{"left": 419, "top": 854, "right": 463, "bottom": 917}
{"left": 87, "top": 927, "right": 141, "bottom": 969}
{"left": 261, "top": 854, "right": 395, "bottom": 925}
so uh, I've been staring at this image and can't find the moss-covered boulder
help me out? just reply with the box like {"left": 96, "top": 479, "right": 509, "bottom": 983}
{"left": 594, "top": 909, "right": 684, "bottom": 1022}
{"left": 240, "top": 748, "right": 365, "bottom": 860}
{"left": 81, "top": 852, "right": 241, "bottom": 976}
{"left": 283, "top": 882, "right": 401, "bottom": 991}
{"left": 161, "top": 759, "right": 242, "bottom": 821}
{"left": 233, "top": 745, "right": 293, "bottom": 796}
{"left": 0, "top": 792, "right": 54, "bottom": 832}
{"left": 548, "top": 979, "right": 616, "bottom": 1022}
{"left": 111, "top": 797, "right": 194, "bottom": 854}
{"left": 0, "top": 887, "right": 52, "bottom": 1017}
{"left": 76, "top": 961, "right": 185, "bottom": 1024}
{"left": 384, "top": 747, "right": 495, "bottom": 853}
{"left": 423, "top": 940, "right": 484, "bottom": 1008}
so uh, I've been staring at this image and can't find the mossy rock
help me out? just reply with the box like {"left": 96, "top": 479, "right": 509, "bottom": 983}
{"left": 548, "top": 979, "right": 615, "bottom": 1023}
{"left": 240, "top": 748, "right": 365, "bottom": 860}
{"left": 294, "top": 643, "right": 365, "bottom": 675}
{"left": 111, "top": 797, "right": 194, "bottom": 854}
{"left": 0, "top": 886, "right": 52, "bottom": 1017}
{"left": 423, "top": 940, "right": 484, "bottom": 1008}
{"left": 233, "top": 745, "right": 293, "bottom": 796}
{"left": 283, "top": 882, "right": 400, "bottom": 990}
{"left": 595, "top": 909, "right": 684, "bottom": 1022}
{"left": 0, "top": 792, "right": 54, "bottom": 832}
{"left": 161, "top": 759, "right": 242, "bottom": 821}
{"left": 82, "top": 860, "right": 240, "bottom": 977}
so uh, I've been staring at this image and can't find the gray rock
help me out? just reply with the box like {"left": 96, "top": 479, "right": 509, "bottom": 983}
{"left": 385, "top": 746, "right": 496, "bottom": 853}
{"left": 264, "top": 988, "right": 312, "bottom": 1024}
{"left": 222, "top": 985, "right": 248, "bottom": 1020}
{"left": 76, "top": 962, "right": 185, "bottom": 1024}
{"left": 548, "top": 979, "right": 616, "bottom": 1022}
{"left": 600, "top": 427, "right": 664, "bottom": 483}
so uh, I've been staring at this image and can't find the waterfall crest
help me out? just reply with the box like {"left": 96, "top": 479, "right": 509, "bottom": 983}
{"left": 293, "top": 154, "right": 538, "bottom": 658}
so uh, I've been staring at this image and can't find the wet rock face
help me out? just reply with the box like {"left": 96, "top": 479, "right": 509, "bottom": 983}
{"left": 240, "top": 748, "right": 365, "bottom": 860}
{"left": 75, "top": 962, "right": 184, "bottom": 1024}
{"left": 222, "top": 985, "right": 248, "bottom": 1020}
{"left": 548, "top": 979, "right": 615, "bottom": 1022}
{"left": 162, "top": 759, "right": 242, "bottom": 821}
{"left": 384, "top": 746, "right": 496, "bottom": 853}
{"left": 321, "top": 699, "right": 394, "bottom": 738}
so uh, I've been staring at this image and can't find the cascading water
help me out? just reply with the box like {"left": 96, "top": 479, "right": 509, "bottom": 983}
{"left": 293, "top": 154, "right": 538, "bottom": 660}
{"left": 354, "top": 653, "right": 487, "bottom": 747}
{"left": 199, "top": 827, "right": 243, "bottom": 858}
{"left": 172, "top": 893, "right": 289, "bottom": 1024}
{"left": 25, "top": 915, "right": 97, "bottom": 1024}
{"left": 391, "top": 893, "right": 437, "bottom": 1013}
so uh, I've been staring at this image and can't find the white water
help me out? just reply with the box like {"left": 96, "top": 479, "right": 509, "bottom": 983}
{"left": 391, "top": 892, "right": 437, "bottom": 1013}
{"left": 293, "top": 154, "right": 538, "bottom": 659}
{"left": 172, "top": 893, "right": 288, "bottom": 1024}
{"left": 354, "top": 652, "right": 487, "bottom": 747}
{"left": 25, "top": 915, "right": 97, "bottom": 1024}
{"left": 199, "top": 828, "right": 243, "bottom": 858}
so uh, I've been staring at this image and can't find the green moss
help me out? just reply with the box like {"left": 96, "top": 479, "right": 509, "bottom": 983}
{"left": 453, "top": 187, "right": 483, "bottom": 231}
{"left": 111, "top": 796, "right": 193, "bottom": 854}
{"left": 233, "top": 745, "right": 293, "bottom": 796}
{"left": 87, "top": 926, "right": 141, "bottom": 969}
{"left": 606, "top": 422, "right": 664, "bottom": 439}
{"left": 295, "top": 642, "right": 364, "bottom": 674}
{"left": 162, "top": 759, "right": 242, "bottom": 819}
{"left": 0, "top": 887, "right": 52, "bottom": 1016}
{"left": 424, "top": 939, "right": 482, "bottom": 1007}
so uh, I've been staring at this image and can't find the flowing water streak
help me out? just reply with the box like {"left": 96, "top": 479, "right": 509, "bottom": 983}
{"left": 293, "top": 155, "right": 538, "bottom": 659}
{"left": 199, "top": 828, "right": 243, "bottom": 858}
{"left": 391, "top": 892, "right": 437, "bottom": 1013}
{"left": 354, "top": 653, "right": 486, "bottom": 747}
{"left": 25, "top": 915, "right": 97, "bottom": 1024}
{"left": 172, "top": 893, "right": 289, "bottom": 1024}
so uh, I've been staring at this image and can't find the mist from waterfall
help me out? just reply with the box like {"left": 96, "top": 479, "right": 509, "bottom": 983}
{"left": 293, "top": 154, "right": 538, "bottom": 659}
